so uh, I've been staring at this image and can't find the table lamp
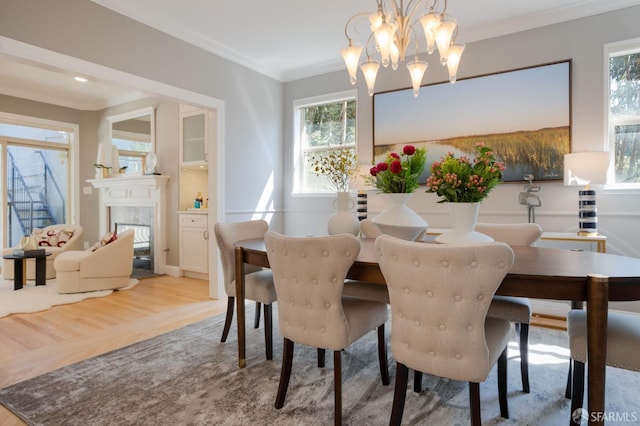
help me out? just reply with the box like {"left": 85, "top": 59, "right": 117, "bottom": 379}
{"left": 563, "top": 151, "right": 610, "bottom": 236}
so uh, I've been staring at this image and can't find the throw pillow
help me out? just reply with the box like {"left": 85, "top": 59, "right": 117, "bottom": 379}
{"left": 91, "top": 231, "right": 118, "bottom": 251}
{"left": 36, "top": 227, "right": 75, "bottom": 247}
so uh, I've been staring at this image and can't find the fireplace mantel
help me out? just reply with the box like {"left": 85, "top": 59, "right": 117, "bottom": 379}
{"left": 88, "top": 175, "right": 170, "bottom": 274}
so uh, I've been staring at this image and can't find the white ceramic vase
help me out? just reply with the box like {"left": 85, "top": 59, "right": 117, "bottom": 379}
{"left": 372, "top": 193, "right": 428, "bottom": 241}
{"left": 327, "top": 192, "right": 360, "bottom": 236}
{"left": 435, "top": 202, "right": 493, "bottom": 243}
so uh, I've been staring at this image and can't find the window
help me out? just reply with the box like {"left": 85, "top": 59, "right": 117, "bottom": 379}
{"left": 608, "top": 40, "right": 640, "bottom": 184}
{"left": 0, "top": 115, "right": 75, "bottom": 247}
{"left": 293, "top": 91, "right": 357, "bottom": 194}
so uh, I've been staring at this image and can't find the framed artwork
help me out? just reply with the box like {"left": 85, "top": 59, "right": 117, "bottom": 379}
{"left": 373, "top": 60, "right": 571, "bottom": 182}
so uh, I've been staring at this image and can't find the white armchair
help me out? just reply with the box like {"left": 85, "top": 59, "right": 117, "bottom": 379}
{"left": 2, "top": 224, "right": 83, "bottom": 280}
{"left": 54, "top": 229, "right": 134, "bottom": 293}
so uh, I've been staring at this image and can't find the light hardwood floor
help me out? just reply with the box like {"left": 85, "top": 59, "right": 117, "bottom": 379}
{"left": 0, "top": 275, "right": 227, "bottom": 426}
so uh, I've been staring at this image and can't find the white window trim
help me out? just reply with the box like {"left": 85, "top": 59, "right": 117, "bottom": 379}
{"left": 292, "top": 90, "right": 358, "bottom": 196}
{"left": 604, "top": 38, "right": 640, "bottom": 191}
{"left": 0, "top": 111, "right": 80, "bottom": 229}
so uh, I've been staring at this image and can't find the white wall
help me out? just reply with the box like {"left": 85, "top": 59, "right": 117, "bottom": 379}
{"left": 283, "top": 5, "right": 640, "bottom": 259}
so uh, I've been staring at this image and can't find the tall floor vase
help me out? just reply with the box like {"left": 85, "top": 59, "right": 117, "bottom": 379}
{"left": 372, "top": 193, "right": 428, "bottom": 241}
{"left": 327, "top": 192, "right": 360, "bottom": 236}
{"left": 435, "top": 202, "right": 493, "bottom": 244}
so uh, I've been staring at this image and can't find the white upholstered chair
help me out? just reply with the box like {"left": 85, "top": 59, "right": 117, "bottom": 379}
{"left": 474, "top": 222, "right": 543, "bottom": 393}
{"left": 54, "top": 229, "right": 133, "bottom": 293}
{"left": 264, "top": 231, "right": 389, "bottom": 426}
{"left": 213, "top": 220, "right": 277, "bottom": 360}
{"left": 2, "top": 224, "right": 83, "bottom": 280}
{"left": 375, "top": 235, "right": 514, "bottom": 426}
{"left": 566, "top": 310, "right": 640, "bottom": 425}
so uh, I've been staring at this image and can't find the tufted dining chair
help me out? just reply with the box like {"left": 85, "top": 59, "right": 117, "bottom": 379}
{"left": 264, "top": 231, "right": 389, "bottom": 426}
{"left": 375, "top": 235, "right": 515, "bottom": 426}
{"left": 473, "top": 222, "right": 543, "bottom": 394}
{"left": 213, "top": 220, "right": 277, "bottom": 360}
{"left": 565, "top": 310, "right": 640, "bottom": 425}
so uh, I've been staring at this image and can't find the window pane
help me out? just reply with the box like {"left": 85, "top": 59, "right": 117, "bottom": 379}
{"left": 610, "top": 50, "right": 640, "bottom": 183}
{"left": 614, "top": 124, "right": 640, "bottom": 183}
{"left": 6, "top": 144, "right": 68, "bottom": 246}
{"left": 302, "top": 100, "right": 356, "bottom": 149}
{"left": 0, "top": 123, "right": 69, "bottom": 144}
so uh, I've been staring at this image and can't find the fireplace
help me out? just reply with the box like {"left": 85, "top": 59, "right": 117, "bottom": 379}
{"left": 89, "top": 175, "right": 169, "bottom": 274}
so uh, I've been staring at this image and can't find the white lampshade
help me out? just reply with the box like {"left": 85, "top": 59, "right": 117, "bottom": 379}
{"left": 360, "top": 58, "right": 380, "bottom": 96}
{"left": 564, "top": 152, "right": 610, "bottom": 187}
{"left": 406, "top": 60, "right": 428, "bottom": 97}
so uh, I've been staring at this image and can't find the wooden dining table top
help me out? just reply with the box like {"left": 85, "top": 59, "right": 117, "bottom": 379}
{"left": 238, "top": 238, "right": 640, "bottom": 301}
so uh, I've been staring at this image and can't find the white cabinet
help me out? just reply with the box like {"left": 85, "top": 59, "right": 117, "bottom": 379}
{"left": 179, "top": 213, "right": 209, "bottom": 274}
{"left": 180, "top": 105, "right": 208, "bottom": 167}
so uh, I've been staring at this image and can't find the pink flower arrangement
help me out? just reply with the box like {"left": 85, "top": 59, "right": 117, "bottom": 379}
{"left": 426, "top": 143, "right": 505, "bottom": 203}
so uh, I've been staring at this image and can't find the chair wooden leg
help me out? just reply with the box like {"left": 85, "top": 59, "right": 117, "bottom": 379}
{"left": 413, "top": 371, "right": 423, "bottom": 393}
{"left": 498, "top": 347, "right": 509, "bottom": 419}
{"left": 220, "top": 296, "right": 234, "bottom": 342}
{"left": 469, "top": 382, "right": 481, "bottom": 426}
{"left": 254, "top": 301, "right": 262, "bottom": 328}
{"left": 520, "top": 322, "right": 530, "bottom": 393}
{"left": 264, "top": 303, "right": 273, "bottom": 360}
{"left": 334, "top": 351, "right": 342, "bottom": 426}
{"left": 377, "top": 324, "right": 390, "bottom": 386}
{"left": 565, "top": 360, "right": 573, "bottom": 399}
{"left": 275, "top": 338, "right": 294, "bottom": 409}
{"left": 389, "top": 362, "right": 409, "bottom": 426}
{"left": 570, "top": 360, "right": 585, "bottom": 426}
{"left": 318, "top": 348, "right": 326, "bottom": 368}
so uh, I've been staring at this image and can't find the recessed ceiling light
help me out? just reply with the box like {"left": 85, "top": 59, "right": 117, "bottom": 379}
{"left": 74, "top": 76, "right": 88, "bottom": 82}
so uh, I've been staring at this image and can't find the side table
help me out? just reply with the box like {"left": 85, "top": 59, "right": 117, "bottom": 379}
{"left": 2, "top": 251, "right": 51, "bottom": 290}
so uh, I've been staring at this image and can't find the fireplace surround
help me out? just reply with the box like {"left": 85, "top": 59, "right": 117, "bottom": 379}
{"left": 88, "top": 175, "right": 169, "bottom": 274}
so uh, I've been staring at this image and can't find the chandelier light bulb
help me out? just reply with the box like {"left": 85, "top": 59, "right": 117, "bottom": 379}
{"left": 341, "top": 42, "right": 363, "bottom": 85}
{"left": 407, "top": 60, "right": 428, "bottom": 97}
{"left": 360, "top": 58, "right": 380, "bottom": 96}
{"left": 374, "top": 21, "right": 397, "bottom": 67}
{"left": 390, "top": 42, "right": 400, "bottom": 70}
{"left": 435, "top": 18, "right": 457, "bottom": 65}
{"left": 419, "top": 11, "right": 440, "bottom": 54}
{"left": 446, "top": 43, "right": 465, "bottom": 83}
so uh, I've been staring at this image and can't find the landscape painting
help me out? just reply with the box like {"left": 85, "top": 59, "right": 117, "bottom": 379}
{"left": 373, "top": 60, "right": 571, "bottom": 182}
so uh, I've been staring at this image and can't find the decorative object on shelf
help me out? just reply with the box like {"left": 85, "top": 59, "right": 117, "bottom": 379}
{"left": 94, "top": 164, "right": 111, "bottom": 179}
{"left": 564, "top": 151, "right": 610, "bottom": 236}
{"left": 373, "top": 192, "right": 427, "bottom": 241}
{"left": 95, "top": 142, "right": 109, "bottom": 179}
{"left": 518, "top": 174, "right": 541, "bottom": 223}
{"left": 369, "top": 145, "right": 428, "bottom": 239}
{"left": 341, "top": 0, "right": 465, "bottom": 96}
{"left": 327, "top": 192, "right": 360, "bottom": 236}
{"left": 194, "top": 192, "right": 203, "bottom": 209}
{"left": 144, "top": 152, "right": 158, "bottom": 175}
{"left": 426, "top": 142, "right": 504, "bottom": 243}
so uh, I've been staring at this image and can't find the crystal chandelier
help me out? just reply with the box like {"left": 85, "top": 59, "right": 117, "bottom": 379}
{"left": 341, "top": 0, "right": 465, "bottom": 97}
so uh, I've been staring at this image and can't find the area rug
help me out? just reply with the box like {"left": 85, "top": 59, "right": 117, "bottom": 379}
{"left": 1, "top": 308, "right": 639, "bottom": 425}
{"left": 0, "top": 277, "right": 138, "bottom": 318}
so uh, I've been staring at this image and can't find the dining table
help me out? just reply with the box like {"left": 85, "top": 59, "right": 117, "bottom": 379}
{"left": 234, "top": 238, "right": 640, "bottom": 425}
